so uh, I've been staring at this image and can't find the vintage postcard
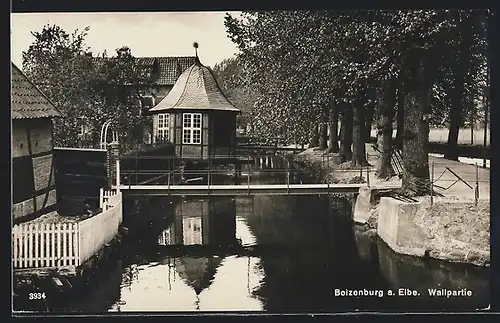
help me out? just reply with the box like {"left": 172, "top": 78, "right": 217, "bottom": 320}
{"left": 11, "top": 9, "right": 491, "bottom": 314}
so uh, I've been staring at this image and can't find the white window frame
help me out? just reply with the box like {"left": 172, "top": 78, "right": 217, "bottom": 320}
{"left": 157, "top": 113, "right": 170, "bottom": 142}
{"left": 182, "top": 113, "right": 202, "bottom": 144}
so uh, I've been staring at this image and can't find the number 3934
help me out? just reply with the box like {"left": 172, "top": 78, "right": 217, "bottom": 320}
{"left": 29, "top": 292, "right": 46, "bottom": 300}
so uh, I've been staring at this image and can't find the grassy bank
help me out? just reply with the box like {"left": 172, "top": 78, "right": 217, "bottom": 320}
{"left": 369, "top": 127, "right": 490, "bottom": 146}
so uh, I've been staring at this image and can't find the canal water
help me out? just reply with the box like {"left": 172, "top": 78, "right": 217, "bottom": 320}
{"left": 19, "top": 155, "right": 490, "bottom": 313}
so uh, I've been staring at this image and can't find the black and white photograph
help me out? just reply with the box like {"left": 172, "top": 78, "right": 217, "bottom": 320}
{"left": 11, "top": 9, "right": 492, "bottom": 314}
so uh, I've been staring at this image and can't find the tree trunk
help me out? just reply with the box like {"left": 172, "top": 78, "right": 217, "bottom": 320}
{"left": 309, "top": 122, "right": 319, "bottom": 148}
{"left": 352, "top": 98, "right": 368, "bottom": 167}
{"left": 444, "top": 77, "right": 464, "bottom": 161}
{"left": 376, "top": 81, "right": 397, "bottom": 179}
{"left": 401, "top": 51, "right": 432, "bottom": 196}
{"left": 339, "top": 104, "right": 353, "bottom": 162}
{"left": 328, "top": 105, "right": 339, "bottom": 153}
{"left": 364, "top": 102, "right": 375, "bottom": 143}
{"left": 318, "top": 114, "right": 328, "bottom": 150}
{"left": 395, "top": 83, "right": 405, "bottom": 150}
{"left": 444, "top": 18, "right": 473, "bottom": 161}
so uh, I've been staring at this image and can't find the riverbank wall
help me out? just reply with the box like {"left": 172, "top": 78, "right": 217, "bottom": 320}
{"left": 292, "top": 147, "right": 490, "bottom": 267}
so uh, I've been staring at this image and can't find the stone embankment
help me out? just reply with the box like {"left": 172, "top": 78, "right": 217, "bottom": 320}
{"left": 292, "top": 146, "right": 490, "bottom": 267}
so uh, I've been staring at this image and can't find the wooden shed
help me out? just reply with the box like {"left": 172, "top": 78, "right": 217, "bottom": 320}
{"left": 11, "top": 63, "right": 64, "bottom": 223}
{"left": 149, "top": 53, "right": 240, "bottom": 160}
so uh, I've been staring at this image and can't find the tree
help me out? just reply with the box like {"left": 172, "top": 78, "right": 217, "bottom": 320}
{"left": 224, "top": 10, "right": 488, "bottom": 196}
{"left": 211, "top": 56, "right": 259, "bottom": 130}
{"left": 22, "top": 25, "right": 95, "bottom": 147}
{"left": 375, "top": 79, "right": 397, "bottom": 179}
{"left": 444, "top": 10, "right": 488, "bottom": 159}
{"left": 327, "top": 103, "right": 340, "bottom": 153}
{"left": 22, "top": 25, "right": 155, "bottom": 149}
{"left": 91, "top": 46, "right": 155, "bottom": 151}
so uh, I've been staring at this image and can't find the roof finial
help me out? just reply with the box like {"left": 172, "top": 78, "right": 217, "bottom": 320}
{"left": 193, "top": 42, "right": 201, "bottom": 64}
{"left": 193, "top": 42, "right": 199, "bottom": 58}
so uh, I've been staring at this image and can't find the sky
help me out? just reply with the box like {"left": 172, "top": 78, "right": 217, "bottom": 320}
{"left": 10, "top": 12, "right": 242, "bottom": 68}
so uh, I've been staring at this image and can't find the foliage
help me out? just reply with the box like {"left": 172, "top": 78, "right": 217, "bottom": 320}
{"left": 211, "top": 56, "right": 259, "bottom": 129}
{"left": 224, "top": 10, "right": 489, "bottom": 135}
{"left": 22, "top": 24, "right": 154, "bottom": 148}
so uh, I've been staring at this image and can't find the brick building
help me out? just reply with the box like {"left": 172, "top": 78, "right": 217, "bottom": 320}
{"left": 11, "top": 63, "right": 64, "bottom": 223}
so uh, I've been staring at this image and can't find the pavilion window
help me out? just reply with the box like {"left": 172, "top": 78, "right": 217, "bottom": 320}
{"left": 157, "top": 113, "right": 170, "bottom": 142}
{"left": 182, "top": 113, "right": 202, "bottom": 144}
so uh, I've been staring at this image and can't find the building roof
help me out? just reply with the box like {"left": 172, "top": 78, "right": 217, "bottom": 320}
{"left": 149, "top": 58, "right": 241, "bottom": 113}
{"left": 11, "top": 63, "right": 64, "bottom": 120}
{"left": 156, "top": 57, "right": 197, "bottom": 86}
{"left": 175, "top": 256, "right": 222, "bottom": 295}
{"left": 92, "top": 56, "right": 197, "bottom": 86}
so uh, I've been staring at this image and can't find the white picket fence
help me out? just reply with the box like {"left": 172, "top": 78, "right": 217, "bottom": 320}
{"left": 79, "top": 189, "right": 123, "bottom": 264}
{"left": 12, "top": 189, "right": 123, "bottom": 270}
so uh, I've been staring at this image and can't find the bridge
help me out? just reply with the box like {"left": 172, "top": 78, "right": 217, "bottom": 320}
{"left": 113, "top": 151, "right": 401, "bottom": 196}
{"left": 113, "top": 183, "right": 401, "bottom": 196}
{"left": 113, "top": 160, "right": 400, "bottom": 196}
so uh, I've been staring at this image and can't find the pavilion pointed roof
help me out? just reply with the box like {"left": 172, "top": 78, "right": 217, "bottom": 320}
{"left": 149, "top": 57, "right": 240, "bottom": 113}
{"left": 175, "top": 256, "right": 223, "bottom": 295}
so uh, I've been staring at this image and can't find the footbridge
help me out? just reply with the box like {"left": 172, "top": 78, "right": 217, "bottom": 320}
{"left": 113, "top": 183, "right": 400, "bottom": 196}
{"left": 112, "top": 154, "right": 401, "bottom": 196}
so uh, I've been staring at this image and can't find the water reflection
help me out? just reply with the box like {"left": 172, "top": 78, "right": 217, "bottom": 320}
{"left": 112, "top": 196, "right": 265, "bottom": 312}
{"left": 354, "top": 225, "right": 490, "bottom": 311}
{"left": 157, "top": 198, "right": 239, "bottom": 248}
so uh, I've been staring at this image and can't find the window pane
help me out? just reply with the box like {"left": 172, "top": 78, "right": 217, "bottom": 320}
{"left": 183, "top": 129, "right": 191, "bottom": 144}
{"left": 183, "top": 114, "right": 192, "bottom": 128}
{"left": 158, "top": 114, "right": 170, "bottom": 131}
{"left": 159, "top": 114, "right": 165, "bottom": 128}
{"left": 193, "top": 129, "right": 201, "bottom": 144}
{"left": 193, "top": 114, "right": 201, "bottom": 129}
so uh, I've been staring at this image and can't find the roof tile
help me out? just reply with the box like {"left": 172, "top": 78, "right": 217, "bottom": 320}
{"left": 92, "top": 56, "right": 196, "bottom": 86}
{"left": 11, "top": 63, "right": 64, "bottom": 120}
{"left": 150, "top": 60, "right": 240, "bottom": 113}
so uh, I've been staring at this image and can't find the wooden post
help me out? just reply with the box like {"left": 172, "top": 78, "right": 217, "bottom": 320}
{"left": 366, "top": 164, "right": 370, "bottom": 187}
{"left": 135, "top": 153, "right": 139, "bottom": 186}
{"left": 116, "top": 158, "right": 120, "bottom": 192}
{"left": 286, "top": 159, "right": 290, "bottom": 194}
{"left": 483, "top": 81, "right": 489, "bottom": 169}
{"left": 208, "top": 159, "right": 211, "bottom": 196}
{"left": 168, "top": 172, "right": 171, "bottom": 195}
{"left": 430, "top": 161, "right": 434, "bottom": 206}
{"left": 99, "top": 188, "right": 104, "bottom": 209}
{"left": 475, "top": 162, "right": 479, "bottom": 206}
{"left": 471, "top": 123, "right": 474, "bottom": 145}
{"left": 247, "top": 154, "right": 251, "bottom": 195}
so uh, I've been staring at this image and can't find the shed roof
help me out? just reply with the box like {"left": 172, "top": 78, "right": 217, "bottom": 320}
{"left": 11, "top": 63, "right": 64, "bottom": 120}
{"left": 149, "top": 59, "right": 240, "bottom": 113}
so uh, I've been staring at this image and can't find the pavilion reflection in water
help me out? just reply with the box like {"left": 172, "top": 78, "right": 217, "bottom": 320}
{"left": 157, "top": 197, "right": 238, "bottom": 247}
{"left": 158, "top": 197, "right": 240, "bottom": 306}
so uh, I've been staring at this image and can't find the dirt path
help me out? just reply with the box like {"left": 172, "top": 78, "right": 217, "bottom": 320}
{"left": 297, "top": 144, "right": 490, "bottom": 201}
